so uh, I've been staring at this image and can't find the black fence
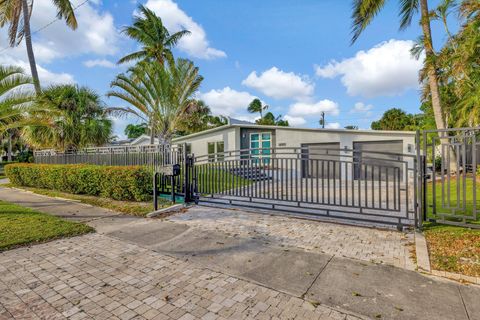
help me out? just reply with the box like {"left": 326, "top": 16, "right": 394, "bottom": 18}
{"left": 34, "top": 128, "right": 480, "bottom": 229}
{"left": 34, "top": 145, "right": 184, "bottom": 170}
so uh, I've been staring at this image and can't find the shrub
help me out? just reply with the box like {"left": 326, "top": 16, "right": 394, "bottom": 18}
{"left": 5, "top": 163, "right": 152, "bottom": 202}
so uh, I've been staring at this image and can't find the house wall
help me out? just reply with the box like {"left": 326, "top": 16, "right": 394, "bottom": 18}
{"left": 274, "top": 129, "right": 415, "bottom": 155}
{"left": 274, "top": 128, "right": 416, "bottom": 180}
{"left": 173, "top": 126, "right": 238, "bottom": 157}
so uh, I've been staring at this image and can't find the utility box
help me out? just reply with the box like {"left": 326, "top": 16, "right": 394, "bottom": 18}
{"left": 158, "top": 164, "right": 181, "bottom": 176}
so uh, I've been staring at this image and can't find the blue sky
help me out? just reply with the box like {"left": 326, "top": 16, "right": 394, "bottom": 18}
{"left": 1, "top": 0, "right": 455, "bottom": 138}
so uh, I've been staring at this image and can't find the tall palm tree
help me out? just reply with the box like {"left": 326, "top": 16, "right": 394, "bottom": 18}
{"left": 351, "top": 0, "right": 447, "bottom": 131}
{"left": 22, "top": 84, "right": 112, "bottom": 150}
{"left": 248, "top": 98, "right": 268, "bottom": 118}
{"left": 118, "top": 5, "right": 190, "bottom": 66}
{"left": 0, "top": 65, "right": 33, "bottom": 160}
{"left": 107, "top": 58, "right": 203, "bottom": 144}
{"left": 0, "top": 0, "right": 78, "bottom": 94}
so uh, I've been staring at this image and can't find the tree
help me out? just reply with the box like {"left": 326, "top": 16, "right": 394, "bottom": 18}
{"left": 124, "top": 123, "right": 148, "bottom": 139}
{"left": 108, "top": 58, "right": 203, "bottom": 144}
{"left": 0, "top": 0, "right": 78, "bottom": 93}
{"left": 432, "top": 0, "right": 480, "bottom": 127}
{"left": 0, "top": 65, "right": 33, "bottom": 160}
{"left": 248, "top": 99, "right": 268, "bottom": 118}
{"left": 371, "top": 108, "right": 415, "bottom": 130}
{"left": 351, "top": 0, "right": 447, "bottom": 132}
{"left": 255, "top": 112, "right": 289, "bottom": 126}
{"left": 22, "top": 84, "right": 112, "bottom": 150}
{"left": 176, "top": 100, "right": 227, "bottom": 135}
{"left": 344, "top": 125, "right": 359, "bottom": 130}
{"left": 118, "top": 5, "right": 190, "bottom": 66}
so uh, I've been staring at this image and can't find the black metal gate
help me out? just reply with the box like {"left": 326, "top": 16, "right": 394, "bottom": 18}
{"left": 421, "top": 128, "right": 480, "bottom": 228}
{"left": 189, "top": 146, "right": 420, "bottom": 229}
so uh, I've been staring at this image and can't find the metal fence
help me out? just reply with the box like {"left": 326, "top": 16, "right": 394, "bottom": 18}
{"left": 422, "top": 127, "right": 480, "bottom": 228}
{"left": 191, "top": 146, "right": 419, "bottom": 229}
{"left": 34, "top": 145, "right": 184, "bottom": 170}
{"left": 33, "top": 128, "right": 480, "bottom": 229}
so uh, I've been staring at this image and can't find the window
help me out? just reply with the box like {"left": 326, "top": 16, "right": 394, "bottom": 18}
{"left": 208, "top": 142, "right": 215, "bottom": 162}
{"left": 250, "top": 132, "right": 271, "bottom": 164}
{"left": 216, "top": 141, "right": 224, "bottom": 161}
{"left": 207, "top": 141, "right": 225, "bottom": 162}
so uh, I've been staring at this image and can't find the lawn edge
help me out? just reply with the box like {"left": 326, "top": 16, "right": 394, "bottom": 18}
{"left": 1, "top": 184, "right": 155, "bottom": 217}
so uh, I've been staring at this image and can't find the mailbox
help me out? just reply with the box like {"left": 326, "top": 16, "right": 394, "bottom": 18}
{"left": 158, "top": 164, "right": 181, "bottom": 176}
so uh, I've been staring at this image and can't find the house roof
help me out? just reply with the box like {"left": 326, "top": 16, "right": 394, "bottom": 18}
{"left": 172, "top": 123, "right": 416, "bottom": 142}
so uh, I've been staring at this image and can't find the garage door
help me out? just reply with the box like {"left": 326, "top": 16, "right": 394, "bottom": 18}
{"left": 353, "top": 140, "right": 403, "bottom": 180}
{"left": 301, "top": 143, "right": 340, "bottom": 178}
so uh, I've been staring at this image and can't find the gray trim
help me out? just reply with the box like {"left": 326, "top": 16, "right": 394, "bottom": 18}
{"left": 173, "top": 124, "right": 415, "bottom": 143}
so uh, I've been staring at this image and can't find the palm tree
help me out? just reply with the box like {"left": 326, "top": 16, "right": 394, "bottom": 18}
{"left": 124, "top": 123, "right": 149, "bottom": 139}
{"left": 248, "top": 98, "right": 268, "bottom": 118}
{"left": 22, "top": 84, "right": 112, "bottom": 150}
{"left": 0, "top": 65, "right": 33, "bottom": 160}
{"left": 351, "top": 0, "right": 447, "bottom": 131}
{"left": 108, "top": 58, "right": 203, "bottom": 144}
{"left": 0, "top": 0, "right": 78, "bottom": 94}
{"left": 118, "top": 5, "right": 190, "bottom": 66}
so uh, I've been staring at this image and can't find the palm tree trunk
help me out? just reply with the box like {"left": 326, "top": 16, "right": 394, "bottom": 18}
{"left": 7, "top": 131, "right": 12, "bottom": 162}
{"left": 420, "top": 0, "right": 458, "bottom": 170}
{"left": 419, "top": 0, "right": 445, "bottom": 131}
{"left": 150, "top": 127, "right": 154, "bottom": 144}
{"left": 22, "top": 0, "right": 41, "bottom": 94}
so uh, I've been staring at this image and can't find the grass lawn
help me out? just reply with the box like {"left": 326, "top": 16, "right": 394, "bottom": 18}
{"left": 426, "top": 177, "right": 480, "bottom": 225}
{"left": 3, "top": 184, "right": 171, "bottom": 216}
{"left": 0, "top": 200, "right": 93, "bottom": 251}
{"left": 194, "top": 165, "right": 252, "bottom": 194}
{"left": 424, "top": 223, "right": 480, "bottom": 277}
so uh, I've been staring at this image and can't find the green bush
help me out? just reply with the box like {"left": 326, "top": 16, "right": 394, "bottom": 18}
{"left": 5, "top": 163, "right": 152, "bottom": 202}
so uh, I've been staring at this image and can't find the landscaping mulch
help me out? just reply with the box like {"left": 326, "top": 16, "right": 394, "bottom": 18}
{"left": 424, "top": 224, "right": 480, "bottom": 277}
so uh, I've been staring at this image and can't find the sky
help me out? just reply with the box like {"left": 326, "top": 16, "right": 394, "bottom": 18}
{"left": 1, "top": 0, "right": 456, "bottom": 139}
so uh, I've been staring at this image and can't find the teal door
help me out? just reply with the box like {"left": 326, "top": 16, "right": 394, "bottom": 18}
{"left": 250, "top": 132, "right": 271, "bottom": 164}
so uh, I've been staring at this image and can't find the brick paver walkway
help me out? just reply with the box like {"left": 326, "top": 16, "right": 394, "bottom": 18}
{"left": 0, "top": 234, "right": 363, "bottom": 320}
{"left": 169, "top": 206, "right": 415, "bottom": 269}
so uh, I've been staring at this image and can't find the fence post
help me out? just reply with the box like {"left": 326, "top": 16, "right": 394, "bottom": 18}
{"left": 183, "top": 143, "right": 192, "bottom": 203}
{"left": 153, "top": 172, "right": 158, "bottom": 211}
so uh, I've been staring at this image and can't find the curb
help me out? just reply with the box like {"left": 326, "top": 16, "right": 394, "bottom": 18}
{"left": 416, "top": 231, "right": 480, "bottom": 285}
{"left": 147, "top": 204, "right": 185, "bottom": 218}
{"left": 414, "top": 231, "right": 431, "bottom": 272}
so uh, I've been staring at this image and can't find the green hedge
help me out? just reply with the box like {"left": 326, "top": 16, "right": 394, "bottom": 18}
{"left": 5, "top": 163, "right": 152, "bottom": 202}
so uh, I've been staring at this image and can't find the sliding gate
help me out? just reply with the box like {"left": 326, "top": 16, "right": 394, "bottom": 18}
{"left": 191, "top": 147, "right": 420, "bottom": 228}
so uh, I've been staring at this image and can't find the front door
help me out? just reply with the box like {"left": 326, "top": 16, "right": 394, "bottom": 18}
{"left": 250, "top": 132, "right": 271, "bottom": 165}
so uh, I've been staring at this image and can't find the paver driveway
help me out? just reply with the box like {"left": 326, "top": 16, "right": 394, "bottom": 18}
{"left": 167, "top": 206, "right": 415, "bottom": 269}
{"left": 1, "top": 187, "right": 479, "bottom": 320}
{"left": 0, "top": 234, "right": 360, "bottom": 320}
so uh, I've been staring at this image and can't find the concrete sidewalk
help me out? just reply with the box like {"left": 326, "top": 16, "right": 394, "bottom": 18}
{"left": 1, "top": 186, "right": 479, "bottom": 320}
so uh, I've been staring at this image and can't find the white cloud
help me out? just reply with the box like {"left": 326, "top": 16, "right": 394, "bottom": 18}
{"left": 325, "top": 122, "right": 341, "bottom": 129}
{"left": 288, "top": 99, "right": 340, "bottom": 116}
{"left": 29, "top": 0, "right": 119, "bottom": 62}
{"left": 351, "top": 102, "right": 373, "bottom": 113}
{"left": 315, "top": 39, "right": 423, "bottom": 98}
{"left": 242, "top": 67, "right": 314, "bottom": 100}
{"left": 83, "top": 59, "right": 116, "bottom": 68}
{"left": 0, "top": 55, "right": 74, "bottom": 85}
{"left": 145, "top": 0, "right": 226, "bottom": 59}
{"left": 283, "top": 115, "right": 306, "bottom": 127}
{"left": 199, "top": 87, "right": 257, "bottom": 116}
{"left": 0, "top": 0, "right": 117, "bottom": 86}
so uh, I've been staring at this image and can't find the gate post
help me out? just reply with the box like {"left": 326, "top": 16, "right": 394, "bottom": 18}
{"left": 183, "top": 143, "right": 194, "bottom": 203}
{"left": 153, "top": 172, "right": 158, "bottom": 211}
